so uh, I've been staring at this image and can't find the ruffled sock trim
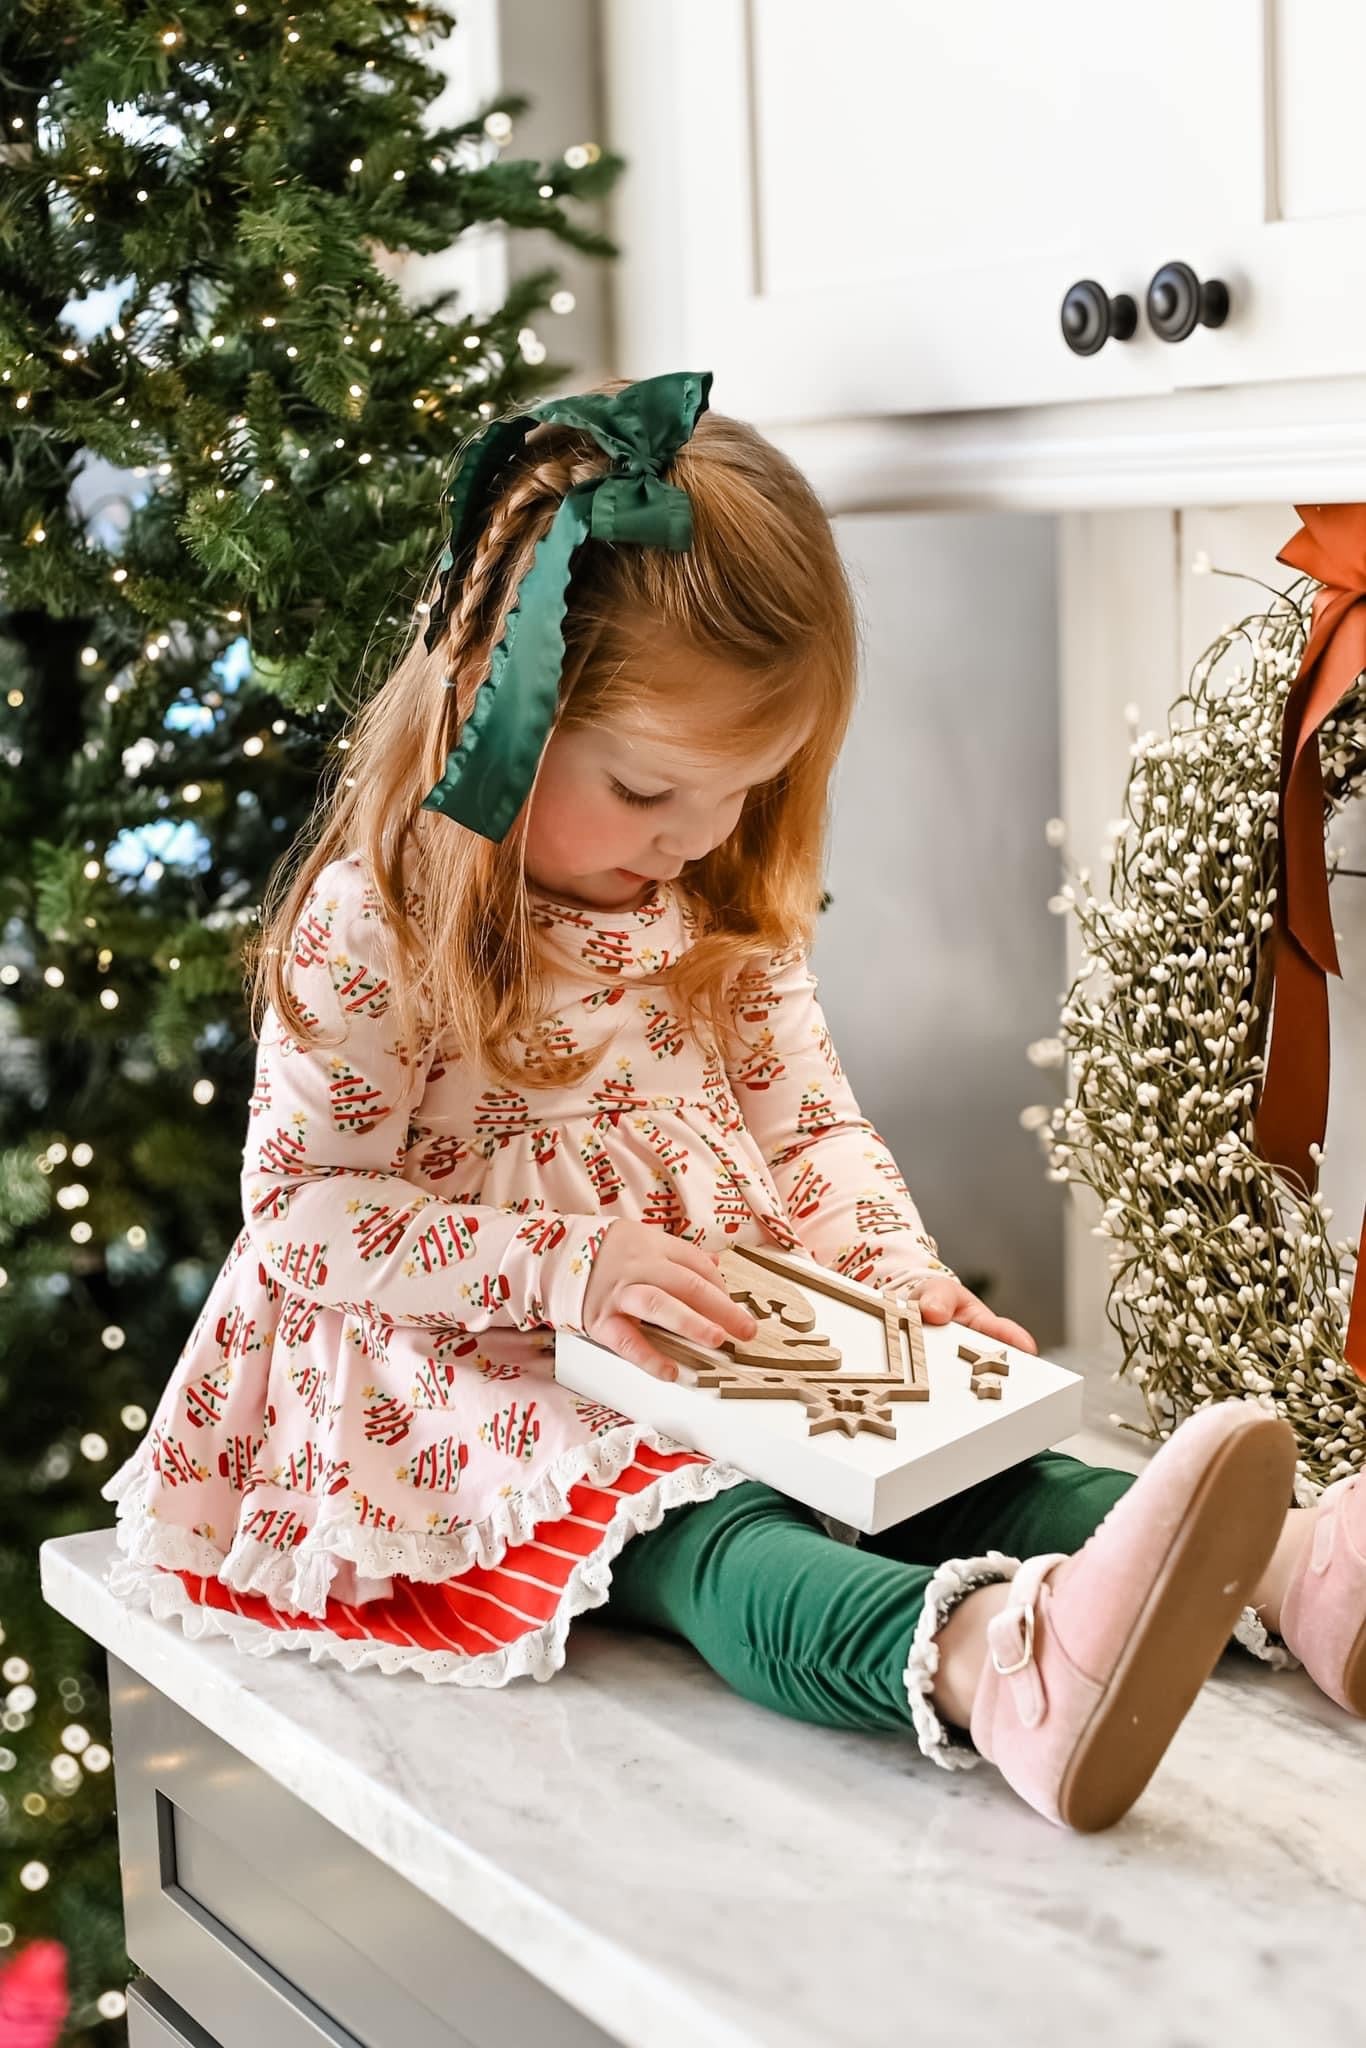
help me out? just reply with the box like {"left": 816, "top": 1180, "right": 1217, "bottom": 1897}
{"left": 1230, "top": 1602, "right": 1302, "bottom": 1672}
{"left": 901, "top": 1550, "right": 1023, "bottom": 1772}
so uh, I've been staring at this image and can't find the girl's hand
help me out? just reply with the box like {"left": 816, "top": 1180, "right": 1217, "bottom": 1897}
{"left": 906, "top": 1273, "right": 1038, "bottom": 1356}
{"left": 580, "top": 1224, "right": 759, "bottom": 1380}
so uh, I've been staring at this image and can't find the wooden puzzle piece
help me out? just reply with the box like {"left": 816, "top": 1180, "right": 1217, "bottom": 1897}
{"left": 958, "top": 1340, "right": 1010, "bottom": 1375}
{"left": 958, "top": 1339, "right": 1010, "bottom": 1401}
{"left": 641, "top": 1244, "right": 933, "bottom": 1437}
{"left": 723, "top": 1244, "right": 930, "bottom": 1397}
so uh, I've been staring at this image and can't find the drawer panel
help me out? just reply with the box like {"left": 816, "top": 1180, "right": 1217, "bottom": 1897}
{"left": 126, "top": 1977, "right": 221, "bottom": 2047}
{"left": 108, "top": 1655, "right": 620, "bottom": 2048}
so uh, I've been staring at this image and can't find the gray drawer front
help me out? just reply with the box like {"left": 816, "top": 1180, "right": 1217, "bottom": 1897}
{"left": 127, "top": 1978, "right": 221, "bottom": 2047}
{"left": 108, "top": 1655, "right": 621, "bottom": 2048}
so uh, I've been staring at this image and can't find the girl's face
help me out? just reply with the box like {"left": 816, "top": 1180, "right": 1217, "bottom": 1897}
{"left": 524, "top": 716, "right": 803, "bottom": 912}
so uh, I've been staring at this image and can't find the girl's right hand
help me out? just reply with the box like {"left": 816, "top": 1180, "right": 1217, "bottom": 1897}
{"left": 579, "top": 1223, "right": 759, "bottom": 1380}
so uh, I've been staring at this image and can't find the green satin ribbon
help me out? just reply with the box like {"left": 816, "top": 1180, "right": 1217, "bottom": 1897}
{"left": 419, "top": 368, "right": 714, "bottom": 841}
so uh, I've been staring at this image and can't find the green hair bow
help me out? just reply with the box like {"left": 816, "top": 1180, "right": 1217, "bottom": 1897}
{"left": 419, "top": 368, "right": 713, "bottom": 842}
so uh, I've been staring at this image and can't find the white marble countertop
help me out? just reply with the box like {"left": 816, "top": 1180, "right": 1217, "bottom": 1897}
{"left": 40, "top": 1354, "right": 1366, "bottom": 2048}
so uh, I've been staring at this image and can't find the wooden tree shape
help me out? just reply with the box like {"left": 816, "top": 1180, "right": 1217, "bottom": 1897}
{"left": 641, "top": 1243, "right": 934, "bottom": 1440}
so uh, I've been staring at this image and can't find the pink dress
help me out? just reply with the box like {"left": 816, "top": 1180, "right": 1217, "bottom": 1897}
{"left": 102, "top": 851, "right": 947, "bottom": 1684}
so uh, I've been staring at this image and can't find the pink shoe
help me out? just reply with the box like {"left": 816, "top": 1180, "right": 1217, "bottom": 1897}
{"left": 968, "top": 1402, "right": 1296, "bottom": 1833}
{"left": 1278, "top": 1472, "right": 1366, "bottom": 1716}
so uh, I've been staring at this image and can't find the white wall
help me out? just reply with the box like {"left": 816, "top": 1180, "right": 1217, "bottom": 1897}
{"left": 815, "top": 512, "right": 1064, "bottom": 1347}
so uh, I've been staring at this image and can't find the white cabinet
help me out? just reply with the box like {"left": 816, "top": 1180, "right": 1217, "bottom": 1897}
{"left": 605, "top": 0, "right": 1366, "bottom": 423}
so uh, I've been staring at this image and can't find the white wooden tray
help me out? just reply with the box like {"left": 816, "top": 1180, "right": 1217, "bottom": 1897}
{"left": 554, "top": 1244, "right": 1084, "bottom": 1534}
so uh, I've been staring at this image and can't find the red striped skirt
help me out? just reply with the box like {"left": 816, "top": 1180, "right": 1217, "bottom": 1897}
{"left": 159, "top": 1441, "right": 708, "bottom": 1665}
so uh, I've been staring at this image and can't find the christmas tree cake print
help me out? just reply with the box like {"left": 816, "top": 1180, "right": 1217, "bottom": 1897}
{"left": 241, "top": 1504, "right": 310, "bottom": 1554}
{"left": 731, "top": 1027, "right": 785, "bottom": 1093}
{"left": 287, "top": 1358, "right": 328, "bottom": 1423}
{"left": 256, "top": 1112, "right": 310, "bottom": 1180}
{"left": 795, "top": 1081, "right": 838, "bottom": 1139}
{"left": 351, "top": 1490, "right": 399, "bottom": 1532}
{"left": 277, "top": 998, "right": 324, "bottom": 1058}
{"left": 712, "top": 1169, "right": 751, "bottom": 1236}
{"left": 642, "top": 1000, "right": 686, "bottom": 1061}
{"left": 397, "top": 1435, "right": 470, "bottom": 1490}
{"left": 580, "top": 1127, "right": 626, "bottom": 1205}
{"left": 293, "top": 895, "right": 338, "bottom": 970}
{"left": 528, "top": 1125, "right": 560, "bottom": 1166}
{"left": 786, "top": 1155, "right": 833, "bottom": 1223}
{"left": 362, "top": 1387, "right": 415, "bottom": 1445}
{"left": 411, "top": 1328, "right": 481, "bottom": 1406}
{"left": 513, "top": 1212, "right": 570, "bottom": 1255}
{"left": 150, "top": 1429, "right": 210, "bottom": 1489}
{"left": 247, "top": 1065, "right": 273, "bottom": 1119}
{"left": 217, "top": 1432, "right": 266, "bottom": 1491}
{"left": 480, "top": 1399, "right": 542, "bottom": 1460}
{"left": 814, "top": 1017, "right": 843, "bottom": 1077}
{"left": 857, "top": 1193, "right": 919, "bottom": 1239}
{"left": 479, "top": 1357, "right": 523, "bottom": 1383}
{"left": 278, "top": 1293, "right": 322, "bottom": 1349}
{"left": 415, "top": 1129, "right": 477, "bottom": 1182}
{"left": 524, "top": 1016, "right": 581, "bottom": 1069}
{"left": 213, "top": 1302, "right": 264, "bottom": 1365}
{"left": 571, "top": 1396, "right": 633, "bottom": 1436}
{"left": 729, "top": 961, "right": 782, "bottom": 1029}
{"left": 641, "top": 1171, "right": 687, "bottom": 1234}
{"left": 272, "top": 1438, "right": 327, "bottom": 1492}
{"left": 592, "top": 1057, "right": 648, "bottom": 1124}
{"left": 473, "top": 1087, "right": 531, "bottom": 1143}
{"left": 329, "top": 950, "right": 391, "bottom": 1020}
{"left": 405, "top": 1207, "right": 481, "bottom": 1275}
{"left": 634, "top": 1113, "right": 691, "bottom": 1177}
{"left": 268, "top": 1235, "right": 331, "bottom": 1290}
{"left": 183, "top": 1363, "right": 232, "bottom": 1430}
{"left": 327, "top": 1056, "right": 391, "bottom": 1135}
{"left": 582, "top": 925, "right": 634, "bottom": 976}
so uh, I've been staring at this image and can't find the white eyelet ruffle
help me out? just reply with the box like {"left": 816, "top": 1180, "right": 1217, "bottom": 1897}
{"left": 103, "top": 1433, "right": 753, "bottom": 1688}
{"left": 1231, "top": 1602, "right": 1303, "bottom": 1671}
{"left": 901, "top": 1550, "right": 1023, "bottom": 1771}
{"left": 103, "top": 1418, "right": 752, "bottom": 1622}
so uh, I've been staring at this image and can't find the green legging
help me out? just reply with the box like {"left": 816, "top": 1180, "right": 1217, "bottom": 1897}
{"left": 590, "top": 1448, "right": 1259, "bottom": 1765}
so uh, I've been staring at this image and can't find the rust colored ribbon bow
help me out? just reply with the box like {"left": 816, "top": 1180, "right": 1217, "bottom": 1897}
{"left": 1259, "top": 504, "right": 1366, "bottom": 1377}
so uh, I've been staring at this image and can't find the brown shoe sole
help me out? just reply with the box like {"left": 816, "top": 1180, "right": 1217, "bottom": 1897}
{"left": 1056, "top": 1414, "right": 1296, "bottom": 1833}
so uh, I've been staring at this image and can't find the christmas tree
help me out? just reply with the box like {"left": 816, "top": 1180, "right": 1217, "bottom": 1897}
{"left": 0, "top": 3, "right": 622, "bottom": 2033}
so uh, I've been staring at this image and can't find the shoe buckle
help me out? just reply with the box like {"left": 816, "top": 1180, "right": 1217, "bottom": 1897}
{"left": 990, "top": 1598, "right": 1035, "bottom": 1676}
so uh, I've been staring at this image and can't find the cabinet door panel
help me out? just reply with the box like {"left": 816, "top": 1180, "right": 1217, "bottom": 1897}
{"left": 610, "top": 0, "right": 1366, "bottom": 419}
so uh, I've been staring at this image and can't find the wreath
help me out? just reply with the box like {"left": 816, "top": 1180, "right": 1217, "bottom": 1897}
{"left": 1025, "top": 507, "right": 1366, "bottom": 1500}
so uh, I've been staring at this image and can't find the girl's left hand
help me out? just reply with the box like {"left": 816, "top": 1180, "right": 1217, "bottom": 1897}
{"left": 906, "top": 1274, "right": 1038, "bottom": 1356}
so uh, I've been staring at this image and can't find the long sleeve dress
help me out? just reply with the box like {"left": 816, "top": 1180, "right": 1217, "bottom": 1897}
{"left": 101, "top": 850, "right": 950, "bottom": 1686}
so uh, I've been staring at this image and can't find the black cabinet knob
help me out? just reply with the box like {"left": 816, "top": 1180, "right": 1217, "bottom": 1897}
{"left": 1060, "top": 279, "right": 1138, "bottom": 356}
{"left": 1146, "top": 261, "right": 1229, "bottom": 343}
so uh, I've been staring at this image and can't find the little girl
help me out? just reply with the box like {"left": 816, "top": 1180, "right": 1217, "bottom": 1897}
{"left": 102, "top": 370, "right": 1366, "bottom": 1834}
